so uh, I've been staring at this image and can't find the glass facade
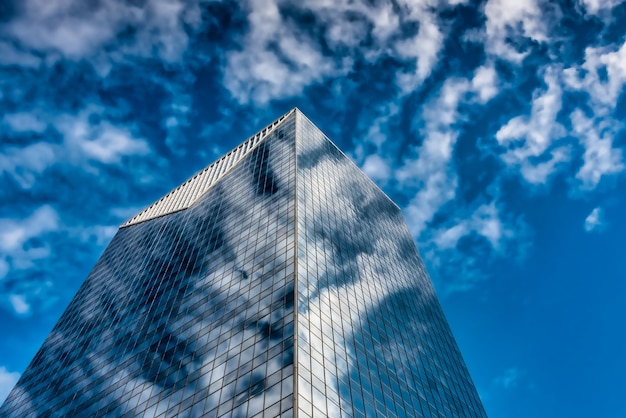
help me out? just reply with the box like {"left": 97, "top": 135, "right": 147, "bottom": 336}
{"left": 295, "top": 112, "right": 485, "bottom": 417}
{"left": 0, "top": 109, "right": 486, "bottom": 417}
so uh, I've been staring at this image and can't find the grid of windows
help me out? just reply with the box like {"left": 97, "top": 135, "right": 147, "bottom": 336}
{"left": 1, "top": 114, "right": 297, "bottom": 418}
{"left": 1, "top": 108, "right": 486, "bottom": 418}
{"left": 295, "top": 111, "right": 486, "bottom": 418}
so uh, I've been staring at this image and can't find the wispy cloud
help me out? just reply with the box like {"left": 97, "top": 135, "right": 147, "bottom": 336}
{"left": 493, "top": 48, "right": 626, "bottom": 191}
{"left": 1, "top": 107, "right": 151, "bottom": 189}
{"left": 495, "top": 66, "right": 569, "bottom": 185}
{"left": 392, "top": 3, "right": 445, "bottom": 94}
{"left": 472, "top": 64, "right": 500, "bottom": 104}
{"left": 399, "top": 77, "right": 467, "bottom": 238}
{"left": 584, "top": 207, "right": 604, "bottom": 232}
{"left": 223, "top": 0, "right": 468, "bottom": 104}
{"left": 353, "top": 103, "right": 400, "bottom": 186}
{"left": 433, "top": 203, "right": 509, "bottom": 250}
{"left": 361, "top": 154, "right": 392, "bottom": 184}
{"left": 0, "top": 203, "right": 122, "bottom": 317}
{"left": 422, "top": 201, "right": 530, "bottom": 293}
{"left": 55, "top": 108, "right": 150, "bottom": 165}
{"left": 371, "top": 66, "right": 513, "bottom": 293}
{"left": 2, "top": 0, "right": 203, "bottom": 67}
{"left": 577, "top": 0, "right": 623, "bottom": 16}
{"left": 563, "top": 41, "right": 626, "bottom": 189}
{"left": 483, "top": 0, "right": 548, "bottom": 62}
{"left": 400, "top": 65, "right": 501, "bottom": 238}
{"left": 571, "top": 110, "right": 624, "bottom": 189}
{"left": 9, "top": 294, "right": 30, "bottom": 316}
{"left": 223, "top": 0, "right": 347, "bottom": 105}
{"left": 0, "top": 205, "right": 59, "bottom": 267}
{"left": 559, "top": 38, "right": 625, "bottom": 111}
{"left": 0, "top": 205, "right": 59, "bottom": 316}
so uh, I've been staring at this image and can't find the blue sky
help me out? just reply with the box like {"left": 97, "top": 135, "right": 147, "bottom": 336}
{"left": 0, "top": 0, "right": 625, "bottom": 416}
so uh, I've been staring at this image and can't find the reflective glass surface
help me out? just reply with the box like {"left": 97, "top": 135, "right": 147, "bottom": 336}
{"left": 0, "top": 114, "right": 297, "bottom": 418}
{"left": 1, "top": 109, "right": 486, "bottom": 417}
{"left": 295, "top": 112, "right": 486, "bottom": 418}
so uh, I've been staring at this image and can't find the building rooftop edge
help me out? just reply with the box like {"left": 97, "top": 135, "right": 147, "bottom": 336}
{"left": 120, "top": 108, "right": 296, "bottom": 228}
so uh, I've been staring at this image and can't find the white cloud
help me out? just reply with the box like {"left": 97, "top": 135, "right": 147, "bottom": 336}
{"left": 398, "top": 65, "right": 500, "bottom": 238}
{"left": 433, "top": 203, "right": 509, "bottom": 250}
{"left": 496, "top": 67, "right": 568, "bottom": 184}
{"left": 394, "top": 12, "right": 444, "bottom": 94}
{"left": 3, "top": 0, "right": 202, "bottom": 67}
{"left": 0, "top": 205, "right": 59, "bottom": 254}
{"left": 0, "top": 143, "right": 56, "bottom": 189}
{"left": 473, "top": 204, "right": 506, "bottom": 248}
{"left": 571, "top": 110, "right": 624, "bottom": 189}
{"left": 0, "top": 206, "right": 60, "bottom": 314}
{"left": 563, "top": 41, "right": 626, "bottom": 111}
{"left": 0, "top": 206, "right": 61, "bottom": 316}
{"left": 224, "top": 0, "right": 346, "bottom": 104}
{"left": 403, "top": 104, "right": 530, "bottom": 298}
{"left": 361, "top": 154, "right": 391, "bottom": 183}
{"left": 56, "top": 111, "right": 150, "bottom": 165}
{"left": 399, "top": 77, "right": 469, "bottom": 237}
{"left": 578, "top": 0, "right": 622, "bottom": 15}
{"left": 9, "top": 294, "right": 30, "bottom": 315}
{"left": 7, "top": 2, "right": 116, "bottom": 59}
{"left": 472, "top": 64, "right": 500, "bottom": 103}
{"left": 519, "top": 146, "right": 570, "bottom": 184}
{"left": 483, "top": 0, "right": 547, "bottom": 62}
{"left": 352, "top": 104, "right": 399, "bottom": 184}
{"left": 421, "top": 201, "right": 530, "bottom": 294}
{"left": 584, "top": 207, "right": 603, "bottom": 232}
{"left": 0, "top": 108, "right": 151, "bottom": 189}
{"left": 433, "top": 223, "right": 469, "bottom": 250}
{"left": 559, "top": 41, "right": 626, "bottom": 190}
{"left": 0, "top": 367, "right": 20, "bottom": 404}
{"left": 223, "top": 0, "right": 464, "bottom": 103}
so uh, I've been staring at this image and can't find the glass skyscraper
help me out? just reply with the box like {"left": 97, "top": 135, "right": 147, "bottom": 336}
{"left": 0, "top": 109, "right": 486, "bottom": 417}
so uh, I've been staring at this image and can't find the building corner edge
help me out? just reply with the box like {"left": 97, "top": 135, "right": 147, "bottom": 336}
{"left": 292, "top": 107, "right": 300, "bottom": 418}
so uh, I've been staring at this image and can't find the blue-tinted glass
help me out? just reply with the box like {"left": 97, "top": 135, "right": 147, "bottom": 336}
{"left": 0, "top": 114, "right": 297, "bottom": 418}
{"left": 295, "top": 111, "right": 486, "bottom": 417}
{"left": 1, "top": 109, "right": 485, "bottom": 418}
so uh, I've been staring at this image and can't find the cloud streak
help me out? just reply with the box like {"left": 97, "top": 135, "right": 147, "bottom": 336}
{"left": 1, "top": 107, "right": 151, "bottom": 189}
{"left": 2, "top": 0, "right": 203, "bottom": 67}
{"left": 495, "top": 66, "right": 569, "bottom": 184}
